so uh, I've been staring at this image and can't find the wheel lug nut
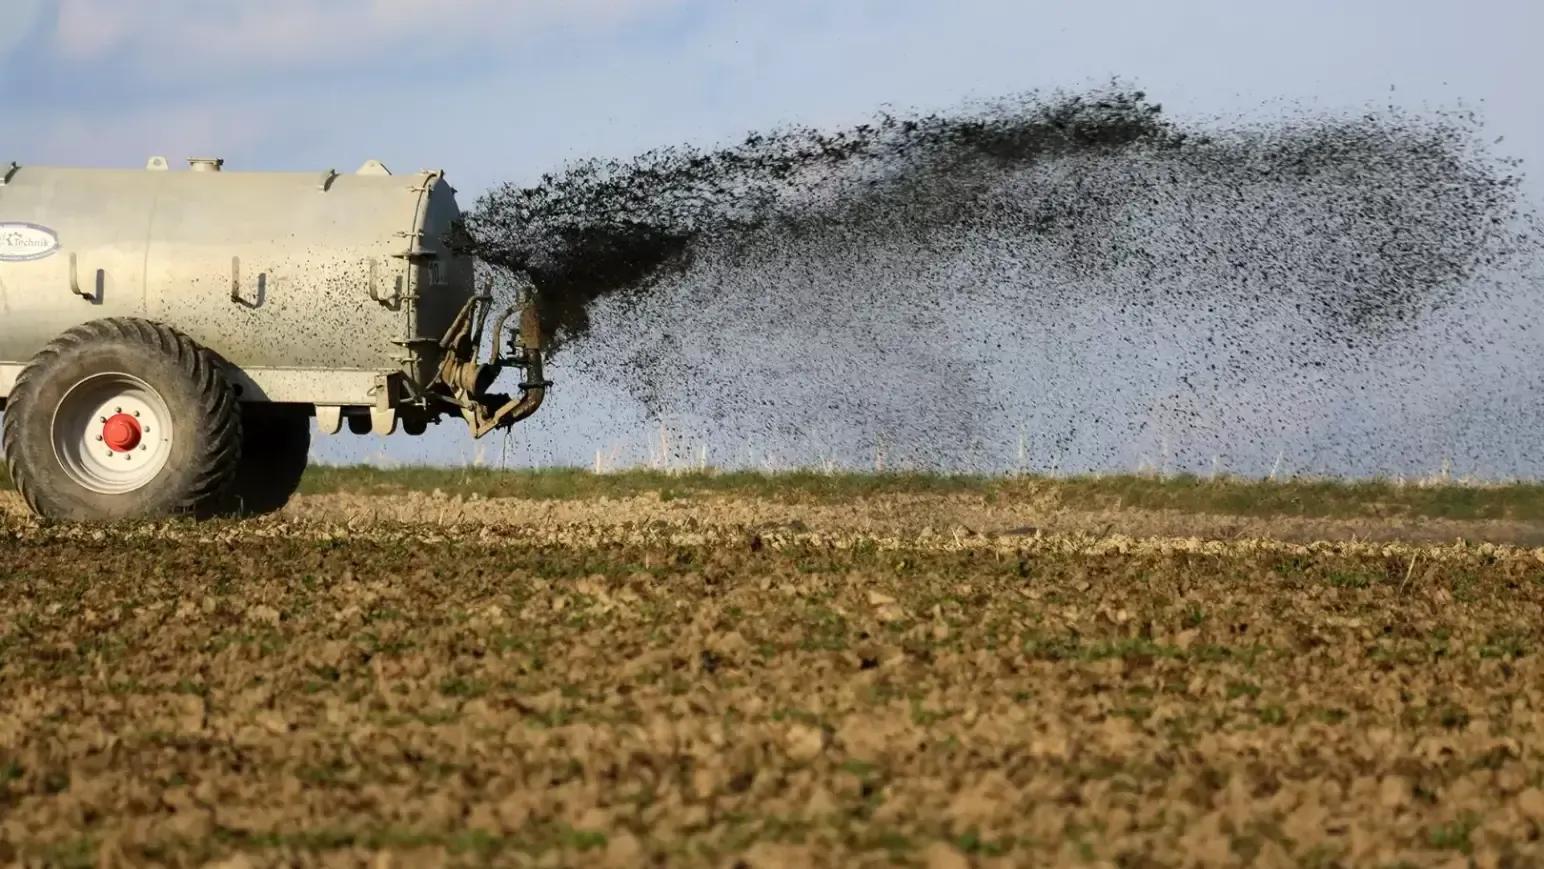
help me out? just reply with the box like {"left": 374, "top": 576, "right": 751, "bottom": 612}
{"left": 96, "top": 435, "right": 104, "bottom": 442}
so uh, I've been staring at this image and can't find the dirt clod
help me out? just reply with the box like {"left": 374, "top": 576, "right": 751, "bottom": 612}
{"left": 2, "top": 485, "right": 1543, "bottom": 865}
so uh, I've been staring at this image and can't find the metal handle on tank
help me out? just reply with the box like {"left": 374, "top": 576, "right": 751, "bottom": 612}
{"left": 230, "top": 256, "right": 264, "bottom": 308}
{"left": 230, "top": 257, "right": 246, "bottom": 305}
{"left": 366, "top": 257, "right": 401, "bottom": 308}
{"left": 68, "top": 253, "right": 92, "bottom": 300}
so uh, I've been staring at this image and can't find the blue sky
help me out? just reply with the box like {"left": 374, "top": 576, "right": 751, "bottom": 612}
{"left": 5, "top": 0, "right": 1541, "bottom": 196}
{"left": 3, "top": 1, "right": 1542, "bottom": 472}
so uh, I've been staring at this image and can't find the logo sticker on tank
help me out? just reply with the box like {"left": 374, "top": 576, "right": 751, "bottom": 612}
{"left": 0, "top": 222, "right": 59, "bottom": 261}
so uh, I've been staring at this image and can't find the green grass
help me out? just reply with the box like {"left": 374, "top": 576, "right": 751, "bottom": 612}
{"left": 296, "top": 465, "right": 991, "bottom": 502}
{"left": 1055, "top": 474, "right": 1544, "bottom": 521}
{"left": 1427, "top": 813, "right": 1479, "bottom": 854}
{"left": 6, "top": 461, "right": 1544, "bottom": 522}
{"left": 286, "top": 466, "right": 1544, "bottom": 522}
{"left": 211, "top": 824, "right": 608, "bottom": 858}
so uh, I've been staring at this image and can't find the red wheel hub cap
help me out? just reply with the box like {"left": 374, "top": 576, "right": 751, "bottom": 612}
{"left": 102, "top": 413, "right": 142, "bottom": 453}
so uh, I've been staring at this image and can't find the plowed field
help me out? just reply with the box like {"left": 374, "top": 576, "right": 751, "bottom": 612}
{"left": 2, "top": 475, "right": 1543, "bottom": 867}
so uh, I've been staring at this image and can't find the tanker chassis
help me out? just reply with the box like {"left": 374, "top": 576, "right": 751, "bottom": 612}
{"left": 0, "top": 157, "right": 547, "bottom": 521}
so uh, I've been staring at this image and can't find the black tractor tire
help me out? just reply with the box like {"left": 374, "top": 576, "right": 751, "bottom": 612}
{"left": 224, "top": 406, "right": 311, "bottom": 516}
{"left": 1, "top": 318, "right": 242, "bottom": 521}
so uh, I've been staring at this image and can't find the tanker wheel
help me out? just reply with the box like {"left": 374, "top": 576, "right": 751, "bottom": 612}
{"left": 1, "top": 318, "right": 242, "bottom": 521}
{"left": 224, "top": 406, "right": 311, "bottom": 516}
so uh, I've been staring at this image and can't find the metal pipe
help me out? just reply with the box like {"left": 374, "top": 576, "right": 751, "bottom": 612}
{"left": 486, "top": 303, "right": 519, "bottom": 363}
{"left": 469, "top": 303, "right": 547, "bottom": 438}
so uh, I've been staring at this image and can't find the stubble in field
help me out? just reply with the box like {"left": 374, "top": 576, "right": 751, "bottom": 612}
{"left": 2, "top": 503, "right": 1543, "bottom": 867}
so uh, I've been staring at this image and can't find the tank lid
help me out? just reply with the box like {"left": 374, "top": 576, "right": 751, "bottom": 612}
{"left": 188, "top": 157, "right": 224, "bottom": 172}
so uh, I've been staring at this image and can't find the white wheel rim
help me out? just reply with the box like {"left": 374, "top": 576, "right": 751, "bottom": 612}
{"left": 51, "top": 373, "right": 173, "bottom": 495}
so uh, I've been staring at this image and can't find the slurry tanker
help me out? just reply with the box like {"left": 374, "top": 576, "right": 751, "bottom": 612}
{"left": 0, "top": 157, "right": 547, "bottom": 520}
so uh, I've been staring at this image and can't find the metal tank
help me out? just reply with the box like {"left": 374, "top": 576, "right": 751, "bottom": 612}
{"left": 0, "top": 157, "right": 547, "bottom": 521}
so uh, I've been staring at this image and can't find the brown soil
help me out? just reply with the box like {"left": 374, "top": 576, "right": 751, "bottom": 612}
{"left": 2, "top": 494, "right": 1543, "bottom": 867}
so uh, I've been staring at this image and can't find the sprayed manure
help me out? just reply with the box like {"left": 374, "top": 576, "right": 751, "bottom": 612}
{"left": 461, "top": 89, "right": 1539, "bottom": 476}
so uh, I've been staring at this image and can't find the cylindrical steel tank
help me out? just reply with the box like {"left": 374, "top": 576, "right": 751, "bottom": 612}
{"left": 0, "top": 157, "right": 547, "bottom": 522}
{"left": 0, "top": 158, "right": 473, "bottom": 393}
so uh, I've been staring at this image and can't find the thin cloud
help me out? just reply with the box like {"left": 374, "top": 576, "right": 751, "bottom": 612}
{"left": 53, "top": 0, "right": 676, "bottom": 71}
{"left": 0, "top": 0, "right": 45, "bottom": 60}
